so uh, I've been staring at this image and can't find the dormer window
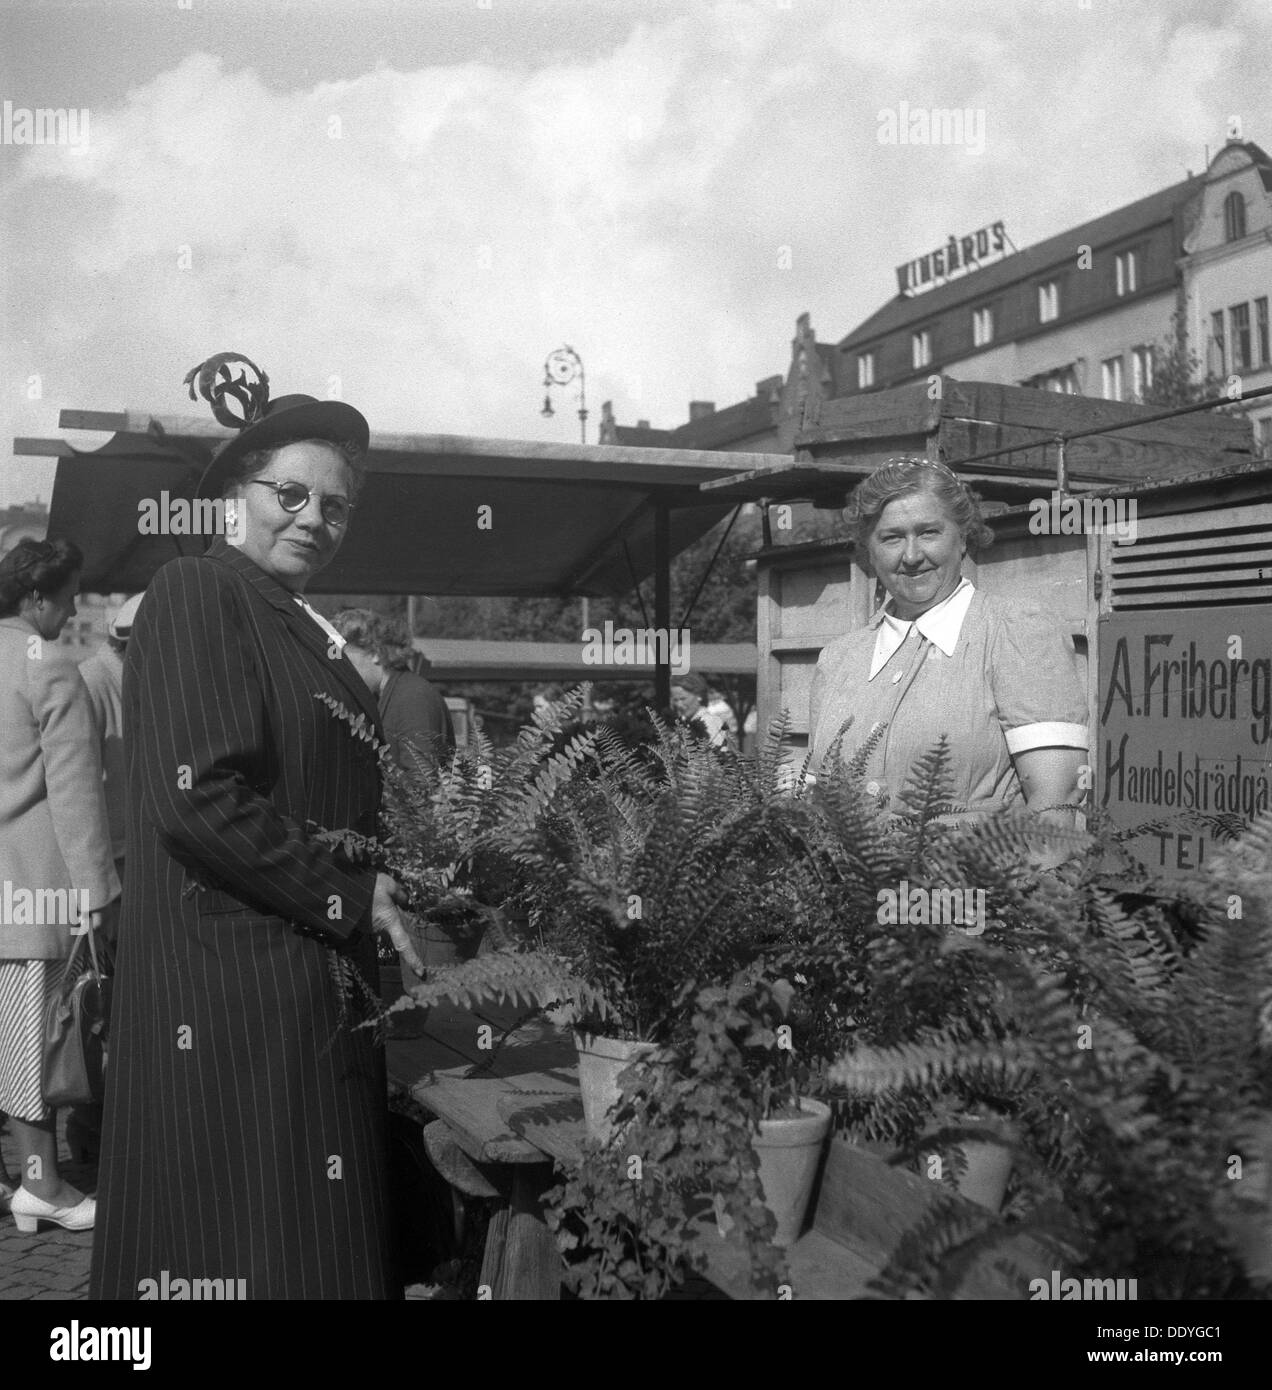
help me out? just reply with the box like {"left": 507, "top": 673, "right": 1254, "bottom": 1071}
{"left": 1038, "top": 280, "right": 1060, "bottom": 323}
{"left": 1224, "top": 190, "right": 1247, "bottom": 242}
{"left": 1115, "top": 250, "right": 1138, "bottom": 297}
{"left": 972, "top": 305, "right": 994, "bottom": 347}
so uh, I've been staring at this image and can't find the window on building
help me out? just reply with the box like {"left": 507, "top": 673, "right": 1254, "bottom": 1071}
{"left": 1102, "top": 356, "right": 1124, "bottom": 401}
{"left": 1115, "top": 250, "right": 1138, "bottom": 297}
{"left": 1025, "top": 366, "right": 1079, "bottom": 393}
{"left": 1231, "top": 303, "right": 1252, "bottom": 371}
{"left": 857, "top": 352, "right": 875, "bottom": 389}
{"left": 972, "top": 305, "right": 994, "bottom": 347}
{"left": 912, "top": 329, "right": 932, "bottom": 370}
{"left": 1224, "top": 191, "right": 1247, "bottom": 242}
{"left": 1131, "top": 346, "right": 1154, "bottom": 400}
{"left": 1257, "top": 298, "right": 1269, "bottom": 367}
{"left": 1255, "top": 415, "right": 1271, "bottom": 460}
{"left": 1211, "top": 310, "right": 1226, "bottom": 375}
{"left": 1038, "top": 280, "right": 1060, "bottom": 323}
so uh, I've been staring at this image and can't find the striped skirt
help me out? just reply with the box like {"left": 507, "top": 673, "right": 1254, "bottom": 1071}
{"left": 0, "top": 958, "right": 59, "bottom": 1122}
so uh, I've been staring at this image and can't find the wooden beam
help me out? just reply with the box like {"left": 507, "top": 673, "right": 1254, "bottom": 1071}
{"left": 12, "top": 438, "right": 73, "bottom": 457}
{"left": 53, "top": 408, "right": 789, "bottom": 479}
{"left": 58, "top": 409, "right": 130, "bottom": 432}
{"left": 944, "top": 378, "right": 1253, "bottom": 451}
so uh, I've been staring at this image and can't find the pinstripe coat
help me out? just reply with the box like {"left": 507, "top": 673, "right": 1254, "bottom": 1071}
{"left": 90, "top": 537, "right": 396, "bottom": 1300}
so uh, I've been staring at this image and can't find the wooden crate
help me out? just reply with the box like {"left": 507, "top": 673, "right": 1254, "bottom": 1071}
{"left": 698, "top": 1137, "right": 1057, "bottom": 1300}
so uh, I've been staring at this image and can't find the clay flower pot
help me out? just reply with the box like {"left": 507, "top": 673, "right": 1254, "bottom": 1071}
{"left": 574, "top": 1033, "right": 655, "bottom": 1143}
{"left": 954, "top": 1133, "right": 1016, "bottom": 1211}
{"left": 921, "top": 1107, "right": 1018, "bottom": 1213}
{"left": 752, "top": 1098, "right": 832, "bottom": 1246}
{"left": 411, "top": 908, "right": 487, "bottom": 968}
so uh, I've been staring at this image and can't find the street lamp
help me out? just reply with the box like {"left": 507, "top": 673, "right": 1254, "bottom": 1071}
{"left": 541, "top": 345, "right": 587, "bottom": 443}
{"left": 540, "top": 345, "right": 593, "bottom": 716}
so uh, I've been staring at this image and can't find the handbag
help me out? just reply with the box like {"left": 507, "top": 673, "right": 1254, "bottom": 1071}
{"left": 41, "top": 926, "right": 112, "bottom": 1108}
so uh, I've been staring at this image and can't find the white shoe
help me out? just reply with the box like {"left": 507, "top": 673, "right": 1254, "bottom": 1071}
{"left": 10, "top": 1184, "right": 96, "bottom": 1233}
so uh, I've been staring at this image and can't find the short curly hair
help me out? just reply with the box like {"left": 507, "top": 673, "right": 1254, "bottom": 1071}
{"left": 0, "top": 537, "right": 84, "bottom": 616}
{"left": 670, "top": 671, "right": 709, "bottom": 700}
{"left": 330, "top": 608, "right": 415, "bottom": 671}
{"left": 844, "top": 457, "right": 994, "bottom": 557}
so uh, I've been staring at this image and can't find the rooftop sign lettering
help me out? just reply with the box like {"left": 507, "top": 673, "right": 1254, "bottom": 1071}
{"left": 896, "top": 222, "right": 1008, "bottom": 297}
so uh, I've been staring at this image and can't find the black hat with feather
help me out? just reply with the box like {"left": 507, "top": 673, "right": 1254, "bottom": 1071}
{"left": 185, "top": 353, "right": 370, "bottom": 500}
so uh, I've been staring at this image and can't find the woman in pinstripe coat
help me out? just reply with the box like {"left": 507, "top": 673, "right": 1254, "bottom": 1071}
{"left": 90, "top": 364, "right": 423, "bottom": 1299}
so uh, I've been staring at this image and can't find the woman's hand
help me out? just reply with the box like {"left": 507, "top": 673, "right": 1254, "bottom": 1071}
{"left": 86, "top": 899, "right": 120, "bottom": 940}
{"left": 371, "top": 873, "right": 425, "bottom": 980}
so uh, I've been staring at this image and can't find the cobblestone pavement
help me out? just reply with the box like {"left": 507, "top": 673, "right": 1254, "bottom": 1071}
{"left": 0, "top": 1112, "right": 458, "bottom": 1301}
{"left": 0, "top": 1111, "right": 96, "bottom": 1300}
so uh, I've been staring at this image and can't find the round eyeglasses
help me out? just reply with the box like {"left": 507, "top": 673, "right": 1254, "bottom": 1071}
{"left": 248, "top": 479, "right": 354, "bottom": 527}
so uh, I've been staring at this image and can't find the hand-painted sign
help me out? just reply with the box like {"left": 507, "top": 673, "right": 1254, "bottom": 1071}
{"left": 1097, "top": 605, "right": 1272, "bottom": 879}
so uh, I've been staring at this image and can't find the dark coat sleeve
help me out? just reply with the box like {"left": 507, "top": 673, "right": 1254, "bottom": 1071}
{"left": 130, "top": 556, "right": 376, "bottom": 944}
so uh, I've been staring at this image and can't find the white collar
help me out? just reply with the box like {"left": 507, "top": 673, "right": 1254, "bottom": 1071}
{"left": 868, "top": 577, "right": 974, "bottom": 680}
{"left": 293, "top": 595, "right": 346, "bottom": 651}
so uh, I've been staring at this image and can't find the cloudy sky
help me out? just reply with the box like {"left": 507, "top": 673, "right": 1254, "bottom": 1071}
{"left": 2, "top": 0, "right": 1269, "bottom": 505}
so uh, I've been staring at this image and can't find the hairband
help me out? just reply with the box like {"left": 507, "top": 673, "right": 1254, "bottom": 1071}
{"left": 880, "top": 456, "right": 960, "bottom": 481}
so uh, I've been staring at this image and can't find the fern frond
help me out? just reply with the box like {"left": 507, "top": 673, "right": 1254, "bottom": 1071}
{"left": 380, "top": 948, "right": 614, "bottom": 1025}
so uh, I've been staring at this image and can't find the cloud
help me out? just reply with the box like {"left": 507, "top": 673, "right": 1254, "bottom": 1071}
{"left": 4, "top": 0, "right": 1270, "bottom": 507}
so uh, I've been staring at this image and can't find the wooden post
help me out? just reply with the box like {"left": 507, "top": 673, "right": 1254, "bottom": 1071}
{"left": 580, "top": 596, "right": 593, "bottom": 718}
{"left": 654, "top": 500, "right": 671, "bottom": 711}
{"left": 478, "top": 1164, "right": 561, "bottom": 1300}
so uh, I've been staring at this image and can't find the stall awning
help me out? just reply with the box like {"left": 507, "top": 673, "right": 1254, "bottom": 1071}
{"left": 20, "top": 410, "right": 787, "bottom": 598}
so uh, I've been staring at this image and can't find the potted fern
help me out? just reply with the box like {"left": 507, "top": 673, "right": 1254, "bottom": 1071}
{"left": 818, "top": 780, "right": 1272, "bottom": 1299}
{"left": 316, "top": 685, "right": 602, "bottom": 979}
{"left": 763, "top": 731, "right": 1063, "bottom": 1211}
{"left": 506, "top": 706, "right": 811, "bottom": 1140}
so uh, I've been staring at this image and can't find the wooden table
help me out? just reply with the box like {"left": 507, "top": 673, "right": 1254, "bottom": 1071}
{"left": 388, "top": 1003, "right": 1052, "bottom": 1300}
{"left": 387, "top": 1000, "right": 585, "bottom": 1300}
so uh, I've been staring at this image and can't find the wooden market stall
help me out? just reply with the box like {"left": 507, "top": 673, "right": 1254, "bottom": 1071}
{"left": 21, "top": 409, "right": 785, "bottom": 710}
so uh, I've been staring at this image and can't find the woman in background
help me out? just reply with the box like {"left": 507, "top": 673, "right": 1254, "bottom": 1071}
{"left": 670, "top": 671, "right": 730, "bottom": 749}
{"left": 0, "top": 538, "right": 119, "bottom": 1232}
{"left": 333, "top": 609, "right": 455, "bottom": 772}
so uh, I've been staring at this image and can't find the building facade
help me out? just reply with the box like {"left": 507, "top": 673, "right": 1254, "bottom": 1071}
{"left": 604, "top": 136, "right": 1271, "bottom": 454}
{"left": 836, "top": 179, "right": 1199, "bottom": 403}
{"left": 1180, "top": 140, "right": 1272, "bottom": 452}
